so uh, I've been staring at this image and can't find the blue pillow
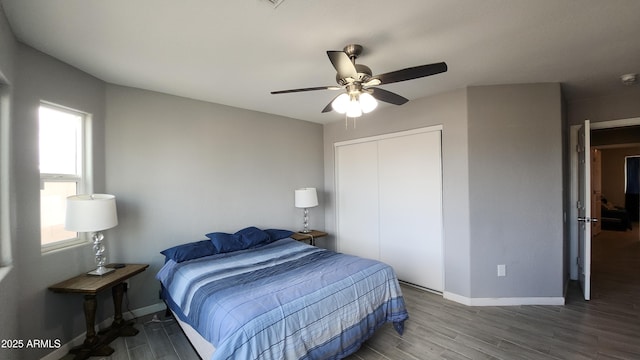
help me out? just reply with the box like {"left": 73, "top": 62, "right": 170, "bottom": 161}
{"left": 264, "top": 228, "right": 294, "bottom": 242}
{"left": 235, "top": 226, "right": 271, "bottom": 248}
{"left": 206, "top": 232, "right": 245, "bottom": 253}
{"left": 160, "top": 240, "right": 216, "bottom": 263}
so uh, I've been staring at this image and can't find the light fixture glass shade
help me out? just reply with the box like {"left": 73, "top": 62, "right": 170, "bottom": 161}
{"left": 359, "top": 93, "right": 378, "bottom": 113}
{"left": 294, "top": 188, "right": 318, "bottom": 208}
{"left": 65, "top": 194, "right": 118, "bottom": 231}
{"left": 331, "top": 93, "right": 350, "bottom": 114}
{"left": 346, "top": 97, "right": 363, "bottom": 118}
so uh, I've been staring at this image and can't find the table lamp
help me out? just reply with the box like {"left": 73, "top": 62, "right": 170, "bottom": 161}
{"left": 65, "top": 194, "right": 118, "bottom": 276}
{"left": 294, "top": 188, "right": 318, "bottom": 233}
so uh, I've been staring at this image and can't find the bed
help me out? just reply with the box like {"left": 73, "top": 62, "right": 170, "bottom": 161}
{"left": 156, "top": 228, "right": 408, "bottom": 360}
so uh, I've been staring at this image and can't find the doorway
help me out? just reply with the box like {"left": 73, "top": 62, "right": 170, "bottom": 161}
{"left": 591, "top": 130, "right": 640, "bottom": 301}
{"left": 569, "top": 117, "right": 640, "bottom": 300}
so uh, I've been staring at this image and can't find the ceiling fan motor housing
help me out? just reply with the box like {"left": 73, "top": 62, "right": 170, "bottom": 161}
{"left": 343, "top": 44, "right": 364, "bottom": 59}
{"left": 336, "top": 64, "right": 372, "bottom": 85}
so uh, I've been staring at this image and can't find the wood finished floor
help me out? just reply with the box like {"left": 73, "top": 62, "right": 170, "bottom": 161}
{"left": 63, "top": 226, "right": 639, "bottom": 359}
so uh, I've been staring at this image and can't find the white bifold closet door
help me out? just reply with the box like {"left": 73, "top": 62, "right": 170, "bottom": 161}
{"left": 335, "top": 127, "right": 443, "bottom": 292}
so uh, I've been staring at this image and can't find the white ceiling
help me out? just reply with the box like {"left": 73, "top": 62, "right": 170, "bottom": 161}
{"left": 2, "top": 0, "right": 640, "bottom": 124}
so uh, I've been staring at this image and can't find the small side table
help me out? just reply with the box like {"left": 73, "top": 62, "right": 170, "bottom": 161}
{"left": 49, "top": 264, "right": 149, "bottom": 360}
{"left": 290, "top": 230, "right": 327, "bottom": 246}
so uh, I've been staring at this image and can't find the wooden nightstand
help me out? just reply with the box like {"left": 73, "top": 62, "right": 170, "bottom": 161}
{"left": 49, "top": 264, "right": 149, "bottom": 360}
{"left": 290, "top": 230, "right": 327, "bottom": 246}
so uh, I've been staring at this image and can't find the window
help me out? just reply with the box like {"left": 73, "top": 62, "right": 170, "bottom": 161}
{"left": 39, "top": 103, "right": 90, "bottom": 250}
{"left": 624, "top": 155, "right": 640, "bottom": 221}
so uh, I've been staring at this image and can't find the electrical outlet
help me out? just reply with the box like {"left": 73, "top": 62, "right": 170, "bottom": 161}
{"left": 497, "top": 264, "right": 506, "bottom": 277}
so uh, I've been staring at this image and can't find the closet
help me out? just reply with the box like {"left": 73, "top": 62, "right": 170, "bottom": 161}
{"left": 335, "top": 126, "right": 443, "bottom": 292}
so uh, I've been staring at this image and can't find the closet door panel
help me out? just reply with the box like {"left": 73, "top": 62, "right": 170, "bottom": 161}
{"left": 335, "top": 141, "right": 379, "bottom": 260}
{"left": 378, "top": 131, "right": 443, "bottom": 291}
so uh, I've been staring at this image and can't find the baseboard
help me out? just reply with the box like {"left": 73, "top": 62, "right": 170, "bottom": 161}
{"left": 444, "top": 291, "right": 565, "bottom": 306}
{"left": 40, "top": 301, "right": 166, "bottom": 360}
{"left": 443, "top": 291, "right": 472, "bottom": 305}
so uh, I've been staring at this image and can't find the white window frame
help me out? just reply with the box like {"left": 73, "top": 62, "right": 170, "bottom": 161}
{"left": 39, "top": 102, "right": 93, "bottom": 252}
{"left": 0, "top": 83, "right": 11, "bottom": 267}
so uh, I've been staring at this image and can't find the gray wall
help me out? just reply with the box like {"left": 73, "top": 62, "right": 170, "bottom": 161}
{"left": 567, "top": 88, "right": 640, "bottom": 126}
{"left": 323, "top": 89, "right": 472, "bottom": 298}
{"left": 0, "top": 4, "right": 18, "bottom": 360}
{"left": 10, "top": 43, "right": 107, "bottom": 359}
{"left": 104, "top": 85, "right": 324, "bottom": 311}
{"left": 467, "top": 84, "right": 564, "bottom": 298}
{"left": 0, "top": 5, "right": 14, "bottom": 82}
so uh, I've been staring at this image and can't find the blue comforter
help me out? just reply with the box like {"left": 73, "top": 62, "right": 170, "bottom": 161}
{"left": 157, "top": 238, "right": 408, "bottom": 360}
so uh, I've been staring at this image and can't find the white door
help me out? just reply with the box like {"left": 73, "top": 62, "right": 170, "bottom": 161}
{"left": 577, "top": 120, "right": 592, "bottom": 300}
{"left": 378, "top": 131, "right": 443, "bottom": 291}
{"left": 335, "top": 140, "right": 380, "bottom": 260}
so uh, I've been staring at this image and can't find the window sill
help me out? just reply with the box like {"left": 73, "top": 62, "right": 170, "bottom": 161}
{"left": 41, "top": 238, "right": 90, "bottom": 255}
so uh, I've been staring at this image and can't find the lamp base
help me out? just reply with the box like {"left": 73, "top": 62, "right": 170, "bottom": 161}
{"left": 299, "top": 229, "right": 312, "bottom": 234}
{"left": 87, "top": 266, "right": 116, "bottom": 276}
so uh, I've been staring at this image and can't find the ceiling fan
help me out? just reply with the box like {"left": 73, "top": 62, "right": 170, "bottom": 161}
{"left": 271, "top": 44, "right": 447, "bottom": 117}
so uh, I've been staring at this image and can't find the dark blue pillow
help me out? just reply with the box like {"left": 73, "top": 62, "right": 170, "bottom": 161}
{"left": 206, "top": 227, "right": 273, "bottom": 253}
{"left": 206, "top": 232, "right": 245, "bottom": 253}
{"left": 264, "top": 229, "right": 294, "bottom": 242}
{"left": 235, "top": 227, "right": 270, "bottom": 248}
{"left": 160, "top": 240, "right": 216, "bottom": 263}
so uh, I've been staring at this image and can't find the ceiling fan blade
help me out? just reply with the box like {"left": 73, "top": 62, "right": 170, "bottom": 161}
{"left": 321, "top": 99, "right": 335, "bottom": 113}
{"left": 371, "top": 88, "right": 409, "bottom": 105}
{"left": 375, "top": 62, "right": 447, "bottom": 85}
{"left": 327, "top": 51, "right": 358, "bottom": 79}
{"left": 271, "top": 86, "right": 340, "bottom": 94}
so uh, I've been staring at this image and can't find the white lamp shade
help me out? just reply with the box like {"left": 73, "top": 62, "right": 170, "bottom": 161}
{"left": 65, "top": 194, "right": 118, "bottom": 232}
{"left": 295, "top": 188, "right": 318, "bottom": 208}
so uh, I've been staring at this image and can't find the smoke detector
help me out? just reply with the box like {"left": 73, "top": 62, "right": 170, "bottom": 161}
{"left": 621, "top": 73, "right": 638, "bottom": 85}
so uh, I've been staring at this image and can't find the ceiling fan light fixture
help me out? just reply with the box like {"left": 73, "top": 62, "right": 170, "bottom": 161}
{"left": 359, "top": 93, "right": 378, "bottom": 113}
{"left": 331, "top": 93, "right": 350, "bottom": 114}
